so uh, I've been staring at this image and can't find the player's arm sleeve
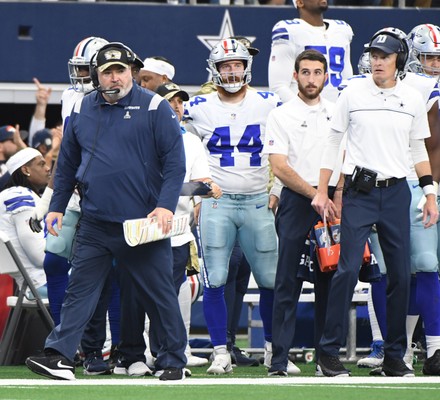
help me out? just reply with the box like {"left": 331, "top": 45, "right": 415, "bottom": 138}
{"left": 410, "top": 138, "right": 430, "bottom": 165}
{"left": 268, "top": 41, "right": 296, "bottom": 103}
{"left": 28, "top": 116, "right": 45, "bottom": 148}
{"left": 13, "top": 209, "right": 45, "bottom": 268}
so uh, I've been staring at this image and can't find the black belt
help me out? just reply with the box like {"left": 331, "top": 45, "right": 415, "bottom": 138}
{"left": 345, "top": 175, "right": 405, "bottom": 188}
{"left": 374, "top": 177, "right": 405, "bottom": 188}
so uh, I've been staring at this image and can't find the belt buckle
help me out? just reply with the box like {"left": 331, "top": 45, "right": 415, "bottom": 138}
{"left": 375, "top": 179, "right": 389, "bottom": 188}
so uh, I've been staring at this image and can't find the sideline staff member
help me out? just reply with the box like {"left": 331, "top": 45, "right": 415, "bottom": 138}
{"left": 264, "top": 49, "right": 344, "bottom": 376}
{"left": 26, "top": 42, "right": 187, "bottom": 381}
{"left": 312, "top": 29, "right": 438, "bottom": 377}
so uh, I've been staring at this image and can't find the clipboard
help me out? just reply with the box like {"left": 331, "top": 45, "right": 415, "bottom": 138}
{"left": 123, "top": 213, "right": 189, "bottom": 246}
{"left": 180, "top": 181, "right": 212, "bottom": 196}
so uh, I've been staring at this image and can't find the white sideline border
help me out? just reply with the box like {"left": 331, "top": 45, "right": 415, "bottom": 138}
{"left": 1, "top": 377, "right": 440, "bottom": 386}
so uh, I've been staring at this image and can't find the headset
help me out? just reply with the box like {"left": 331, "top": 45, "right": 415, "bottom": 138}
{"left": 368, "top": 28, "right": 409, "bottom": 72}
{"left": 89, "top": 42, "right": 136, "bottom": 90}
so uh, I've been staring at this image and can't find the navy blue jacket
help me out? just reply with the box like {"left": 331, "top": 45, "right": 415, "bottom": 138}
{"left": 50, "top": 83, "right": 186, "bottom": 223}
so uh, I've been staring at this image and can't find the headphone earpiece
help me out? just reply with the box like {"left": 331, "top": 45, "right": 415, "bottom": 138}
{"left": 89, "top": 52, "right": 99, "bottom": 89}
{"left": 89, "top": 42, "right": 136, "bottom": 89}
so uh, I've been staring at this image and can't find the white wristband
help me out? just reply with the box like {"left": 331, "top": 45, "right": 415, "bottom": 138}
{"left": 423, "top": 184, "right": 437, "bottom": 197}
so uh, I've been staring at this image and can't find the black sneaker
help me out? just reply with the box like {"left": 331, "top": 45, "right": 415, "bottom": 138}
{"left": 26, "top": 351, "right": 76, "bottom": 380}
{"left": 317, "top": 353, "right": 351, "bottom": 377}
{"left": 108, "top": 345, "right": 120, "bottom": 370}
{"left": 158, "top": 367, "right": 185, "bottom": 381}
{"left": 382, "top": 357, "right": 415, "bottom": 377}
{"left": 83, "top": 352, "right": 111, "bottom": 376}
{"left": 423, "top": 349, "right": 440, "bottom": 376}
{"left": 231, "top": 346, "right": 259, "bottom": 367}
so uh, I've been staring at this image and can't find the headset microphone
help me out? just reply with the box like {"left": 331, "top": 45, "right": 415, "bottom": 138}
{"left": 97, "top": 88, "right": 120, "bottom": 94}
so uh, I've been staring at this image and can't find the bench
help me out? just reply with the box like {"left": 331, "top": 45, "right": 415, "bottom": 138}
{"left": 244, "top": 278, "right": 370, "bottom": 361}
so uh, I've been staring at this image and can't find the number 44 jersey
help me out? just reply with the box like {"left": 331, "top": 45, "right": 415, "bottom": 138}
{"left": 269, "top": 18, "right": 354, "bottom": 103}
{"left": 184, "top": 90, "right": 281, "bottom": 195}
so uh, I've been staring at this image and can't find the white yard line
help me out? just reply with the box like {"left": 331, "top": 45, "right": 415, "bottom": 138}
{"left": 1, "top": 377, "right": 440, "bottom": 386}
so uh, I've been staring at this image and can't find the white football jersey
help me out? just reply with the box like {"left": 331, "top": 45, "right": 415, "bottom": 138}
{"left": 61, "top": 87, "right": 85, "bottom": 134}
{"left": 403, "top": 72, "right": 439, "bottom": 112}
{"left": 0, "top": 187, "right": 46, "bottom": 290}
{"left": 185, "top": 90, "right": 281, "bottom": 194}
{"left": 402, "top": 72, "right": 439, "bottom": 180}
{"left": 269, "top": 18, "right": 353, "bottom": 102}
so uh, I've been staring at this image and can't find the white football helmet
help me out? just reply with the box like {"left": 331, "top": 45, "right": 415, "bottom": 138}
{"left": 207, "top": 38, "right": 252, "bottom": 93}
{"left": 408, "top": 24, "right": 440, "bottom": 78}
{"left": 68, "top": 37, "right": 109, "bottom": 92}
{"left": 357, "top": 47, "right": 371, "bottom": 74}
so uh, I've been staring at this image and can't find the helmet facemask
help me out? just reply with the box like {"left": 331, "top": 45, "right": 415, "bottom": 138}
{"left": 207, "top": 39, "right": 253, "bottom": 93}
{"left": 68, "top": 59, "right": 94, "bottom": 93}
{"left": 68, "top": 37, "right": 109, "bottom": 93}
{"left": 408, "top": 24, "right": 440, "bottom": 80}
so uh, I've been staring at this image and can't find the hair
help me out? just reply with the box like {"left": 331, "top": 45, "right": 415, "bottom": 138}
{"left": 294, "top": 49, "right": 328, "bottom": 73}
{"left": 4, "top": 158, "right": 41, "bottom": 194}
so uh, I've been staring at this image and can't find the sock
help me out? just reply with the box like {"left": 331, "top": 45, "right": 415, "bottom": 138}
{"left": 425, "top": 336, "right": 440, "bottom": 359}
{"left": 43, "top": 252, "right": 70, "bottom": 326}
{"left": 371, "top": 274, "right": 387, "bottom": 339}
{"left": 178, "top": 279, "right": 192, "bottom": 356}
{"left": 405, "top": 315, "right": 419, "bottom": 349}
{"left": 213, "top": 345, "right": 227, "bottom": 355}
{"left": 259, "top": 287, "right": 274, "bottom": 342}
{"left": 367, "top": 287, "right": 383, "bottom": 342}
{"left": 203, "top": 286, "right": 227, "bottom": 346}
{"left": 416, "top": 272, "right": 440, "bottom": 358}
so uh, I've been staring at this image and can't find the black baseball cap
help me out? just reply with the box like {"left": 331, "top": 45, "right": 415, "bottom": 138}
{"left": 366, "top": 34, "right": 403, "bottom": 54}
{"left": 156, "top": 83, "right": 189, "bottom": 101}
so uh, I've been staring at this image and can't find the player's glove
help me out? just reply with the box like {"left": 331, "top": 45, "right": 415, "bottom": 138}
{"left": 29, "top": 186, "right": 53, "bottom": 233}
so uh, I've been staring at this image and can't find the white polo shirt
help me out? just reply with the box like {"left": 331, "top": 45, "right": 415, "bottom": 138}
{"left": 322, "top": 75, "right": 430, "bottom": 179}
{"left": 263, "top": 95, "right": 343, "bottom": 187}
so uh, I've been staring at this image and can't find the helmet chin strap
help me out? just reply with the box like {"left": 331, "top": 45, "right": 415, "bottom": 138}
{"left": 223, "top": 83, "right": 243, "bottom": 93}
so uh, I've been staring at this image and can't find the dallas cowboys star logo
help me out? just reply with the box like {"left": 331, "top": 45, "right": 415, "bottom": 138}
{"left": 197, "top": 10, "right": 256, "bottom": 52}
{"left": 197, "top": 10, "right": 256, "bottom": 81}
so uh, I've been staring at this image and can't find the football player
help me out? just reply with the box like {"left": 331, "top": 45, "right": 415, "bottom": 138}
{"left": 268, "top": 0, "right": 353, "bottom": 102}
{"left": 408, "top": 23, "right": 440, "bottom": 82}
{"left": 185, "top": 38, "right": 297, "bottom": 375}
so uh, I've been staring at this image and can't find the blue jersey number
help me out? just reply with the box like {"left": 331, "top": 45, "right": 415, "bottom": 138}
{"left": 207, "top": 125, "right": 262, "bottom": 167}
{"left": 305, "top": 45, "right": 345, "bottom": 89}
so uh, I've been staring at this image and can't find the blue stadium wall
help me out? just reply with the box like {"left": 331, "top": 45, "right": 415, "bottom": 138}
{"left": 0, "top": 2, "right": 439, "bottom": 87}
